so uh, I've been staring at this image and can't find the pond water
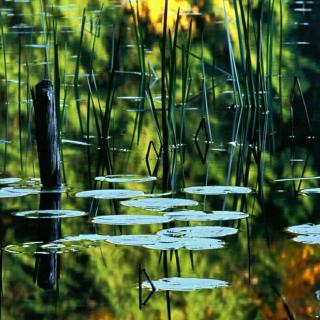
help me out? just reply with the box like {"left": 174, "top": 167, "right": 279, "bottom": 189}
{"left": 0, "top": 0, "right": 320, "bottom": 319}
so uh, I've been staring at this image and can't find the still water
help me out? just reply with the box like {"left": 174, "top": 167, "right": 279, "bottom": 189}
{"left": 0, "top": 0, "right": 320, "bottom": 319}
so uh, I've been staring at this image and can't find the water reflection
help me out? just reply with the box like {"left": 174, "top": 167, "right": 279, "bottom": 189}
{"left": 34, "top": 193, "right": 61, "bottom": 290}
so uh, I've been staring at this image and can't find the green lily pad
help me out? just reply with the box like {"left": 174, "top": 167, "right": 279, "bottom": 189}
{"left": 76, "top": 189, "right": 144, "bottom": 199}
{"left": 92, "top": 214, "right": 172, "bottom": 225}
{"left": 107, "top": 234, "right": 159, "bottom": 246}
{"left": 292, "top": 234, "right": 320, "bottom": 244}
{"left": 4, "top": 241, "right": 69, "bottom": 255}
{"left": 287, "top": 223, "right": 320, "bottom": 235}
{"left": 164, "top": 210, "right": 207, "bottom": 218}
{"left": 142, "top": 277, "right": 228, "bottom": 291}
{"left": 95, "top": 174, "right": 157, "bottom": 183}
{"left": 2, "top": 187, "right": 40, "bottom": 195}
{"left": 13, "top": 209, "right": 87, "bottom": 219}
{"left": 167, "top": 211, "right": 248, "bottom": 222}
{"left": 121, "top": 198, "right": 198, "bottom": 211}
{"left": 0, "top": 177, "right": 22, "bottom": 184}
{"left": 59, "top": 234, "right": 111, "bottom": 242}
{"left": 143, "top": 237, "right": 185, "bottom": 250}
{"left": 301, "top": 188, "right": 320, "bottom": 195}
{"left": 184, "top": 186, "right": 252, "bottom": 196}
{"left": 157, "top": 226, "right": 238, "bottom": 238}
{"left": 183, "top": 238, "right": 225, "bottom": 250}
{"left": 0, "top": 187, "right": 33, "bottom": 198}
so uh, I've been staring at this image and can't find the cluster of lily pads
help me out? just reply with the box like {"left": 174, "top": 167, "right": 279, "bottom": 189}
{"left": 4, "top": 175, "right": 254, "bottom": 293}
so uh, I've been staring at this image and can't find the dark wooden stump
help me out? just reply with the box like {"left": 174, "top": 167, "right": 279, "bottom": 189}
{"left": 32, "top": 80, "right": 62, "bottom": 289}
{"left": 31, "top": 80, "right": 61, "bottom": 188}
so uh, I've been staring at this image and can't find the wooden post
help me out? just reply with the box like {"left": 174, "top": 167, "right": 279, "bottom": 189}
{"left": 31, "top": 80, "right": 61, "bottom": 188}
{"left": 31, "top": 80, "right": 62, "bottom": 289}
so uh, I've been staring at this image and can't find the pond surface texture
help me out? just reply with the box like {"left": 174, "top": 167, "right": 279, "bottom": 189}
{"left": 0, "top": 0, "right": 320, "bottom": 319}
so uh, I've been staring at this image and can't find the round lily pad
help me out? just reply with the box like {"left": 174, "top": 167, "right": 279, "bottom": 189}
{"left": 142, "top": 277, "right": 228, "bottom": 291}
{"left": 4, "top": 241, "right": 68, "bottom": 255}
{"left": 95, "top": 174, "right": 157, "bottom": 183}
{"left": 292, "top": 234, "right": 320, "bottom": 244}
{"left": 301, "top": 188, "right": 320, "bottom": 195}
{"left": 120, "top": 198, "right": 198, "bottom": 211}
{"left": 75, "top": 189, "right": 144, "bottom": 199}
{"left": 92, "top": 214, "right": 172, "bottom": 225}
{"left": 107, "top": 234, "right": 159, "bottom": 246}
{"left": 157, "top": 226, "right": 238, "bottom": 238}
{"left": 184, "top": 186, "right": 252, "bottom": 196}
{"left": 168, "top": 211, "right": 248, "bottom": 222}
{"left": 13, "top": 209, "right": 87, "bottom": 219}
{"left": 143, "top": 237, "right": 185, "bottom": 251}
{"left": 0, "top": 187, "right": 32, "bottom": 198}
{"left": 2, "top": 187, "right": 40, "bottom": 195}
{"left": 59, "top": 234, "right": 111, "bottom": 242}
{"left": 0, "top": 177, "right": 22, "bottom": 185}
{"left": 183, "top": 238, "right": 225, "bottom": 250}
{"left": 164, "top": 210, "right": 207, "bottom": 218}
{"left": 287, "top": 223, "right": 320, "bottom": 235}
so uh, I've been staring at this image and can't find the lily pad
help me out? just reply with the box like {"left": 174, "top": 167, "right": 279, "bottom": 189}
{"left": 157, "top": 226, "right": 238, "bottom": 238}
{"left": 4, "top": 241, "right": 70, "bottom": 255}
{"left": 0, "top": 187, "right": 33, "bottom": 198}
{"left": 121, "top": 198, "right": 198, "bottom": 211}
{"left": 0, "top": 177, "right": 22, "bottom": 184}
{"left": 183, "top": 238, "right": 225, "bottom": 250}
{"left": 168, "top": 211, "right": 248, "bottom": 222}
{"left": 13, "top": 209, "right": 87, "bottom": 219}
{"left": 287, "top": 223, "right": 320, "bottom": 235}
{"left": 292, "top": 234, "right": 320, "bottom": 244}
{"left": 143, "top": 237, "right": 185, "bottom": 251}
{"left": 164, "top": 210, "right": 207, "bottom": 218}
{"left": 2, "top": 187, "right": 40, "bottom": 195}
{"left": 142, "top": 277, "right": 228, "bottom": 291}
{"left": 95, "top": 174, "right": 157, "bottom": 183}
{"left": 59, "top": 234, "right": 110, "bottom": 242}
{"left": 184, "top": 186, "right": 252, "bottom": 196}
{"left": 76, "top": 189, "right": 144, "bottom": 199}
{"left": 92, "top": 214, "right": 172, "bottom": 225}
{"left": 107, "top": 234, "right": 159, "bottom": 246}
{"left": 301, "top": 188, "right": 320, "bottom": 195}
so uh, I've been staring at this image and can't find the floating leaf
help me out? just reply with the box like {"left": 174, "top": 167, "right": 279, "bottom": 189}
{"left": 183, "top": 238, "right": 225, "bottom": 250}
{"left": 164, "top": 210, "right": 207, "bottom": 218}
{"left": 92, "top": 214, "right": 172, "bottom": 225}
{"left": 59, "top": 234, "right": 110, "bottom": 242}
{"left": 287, "top": 223, "right": 320, "bottom": 235}
{"left": 2, "top": 187, "right": 40, "bottom": 195}
{"left": 95, "top": 174, "right": 157, "bottom": 183}
{"left": 157, "top": 226, "right": 238, "bottom": 238}
{"left": 142, "top": 277, "right": 228, "bottom": 291}
{"left": 121, "top": 198, "right": 198, "bottom": 211}
{"left": 301, "top": 188, "right": 320, "bottom": 195}
{"left": 4, "top": 242, "right": 68, "bottom": 255}
{"left": 13, "top": 209, "right": 87, "bottom": 219}
{"left": 0, "top": 187, "right": 33, "bottom": 198}
{"left": 76, "top": 189, "right": 144, "bottom": 199}
{"left": 184, "top": 186, "right": 252, "bottom": 196}
{"left": 292, "top": 234, "right": 320, "bottom": 244}
{"left": 0, "top": 178, "right": 22, "bottom": 184}
{"left": 143, "top": 237, "right": 185, "bottom": 251}
{"left": 167, "top": 211, "right": 248, "bottom": 222}
{"left": 107, "top": 235, "right": 159, "bottom": 246}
